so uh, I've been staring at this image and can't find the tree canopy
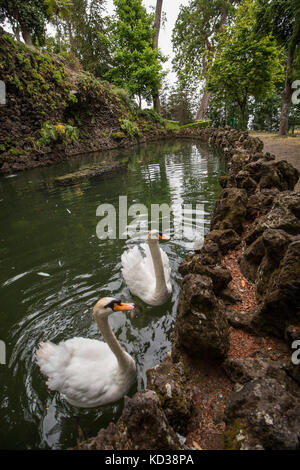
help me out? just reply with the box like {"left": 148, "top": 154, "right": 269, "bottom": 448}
{"left": 207, "top": 0, "right": 284, "bottom": 129}
{"left": 0, "top": 0, "right": 48, "bottom": 45}
{"left": 107, "top": 0, "right": 164, "bottom": 106}
{"left": 255, "top": 0, "right": 300, "bottom": 134}
{"left": 172, "top": 0, "right": 240, "bottom": 119}
{"left": 0, "top": 0, "right": 299, "bottom": 131}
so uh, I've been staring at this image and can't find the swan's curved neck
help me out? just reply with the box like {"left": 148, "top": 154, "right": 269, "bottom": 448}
{"left": 94, "top": 315, "right": 129, "bottom": 370}
{"left": 148, "top": 239, "right": 167, "bottom": 292}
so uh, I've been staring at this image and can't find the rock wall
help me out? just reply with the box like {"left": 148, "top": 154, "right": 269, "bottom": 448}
{"left": 78, "top": 127, "right": 300, "bottom": 451}
{"left": 154, "top": 126, "right": 300, "bottom": 450}
{"left": 178, "top": 126, "right": 299, "bottom": 341}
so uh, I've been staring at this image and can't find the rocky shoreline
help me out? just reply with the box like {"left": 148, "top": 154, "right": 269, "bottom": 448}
{"left": 75, "top": 127, "right": 300, "bottom": 451}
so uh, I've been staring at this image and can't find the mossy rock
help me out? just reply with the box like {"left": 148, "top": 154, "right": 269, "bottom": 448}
{"left": 54, "top": 162, "right": 125, "bottom": 186}
{"left": 224, "top": 419, "right": 250, "bottom": 450}
{"left": 146, "top": 353, "right": 193, "bottom": 435}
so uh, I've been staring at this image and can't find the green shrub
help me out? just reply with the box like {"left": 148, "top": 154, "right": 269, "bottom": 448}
{"left": 58, "top": 51, "right": 82, "bottom": 71}
{"left": 77, "top": 73, "right": 104, "bottom": 93}
{"left": 68, "top": 93, "right": 78, "bottom": 103}
{"left": 36, "top": 121, "right": 79, "bottom": 148}
{"left": 108, "top": 84, "right": 137, "bottom": 111}
{"left": 8, "top": 148, "right": 21, "bottom": 156}
{"left": 120, "top": 119, "right": 141, "bottom": 137}
{"left": 137, "top": 108, "right": 166, "bottom": 127}
{"left": 166, "top": 120, "right": 180, "bottom": 131}
{"left": 52, "top": 69, "right": 64, "bottom": 87}
{"left": 9, "top": 76, "right": 23, "bottom": 91}
{"left": 110, "top": 85, "right": 130, "bottom": 102}
{"left": 111, "top": 131, "right": 126, "bottom": 140}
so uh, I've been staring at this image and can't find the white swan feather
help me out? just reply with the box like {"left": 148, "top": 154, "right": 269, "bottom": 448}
{"left": 121, "top": 232, "right": 172, "bottom": 306}
{"left": 36, "top": 298, "right": 136, "bottom": 408}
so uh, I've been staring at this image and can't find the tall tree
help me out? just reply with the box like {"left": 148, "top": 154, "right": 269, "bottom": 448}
{"left": 0, "top": 0, "right": 47, "bottom": 45}
{"left": 108, "top": 0, "right": 163, "bottom": 106}
{"left": 45, "top": 0, "right": 73, "bottom": 52}
{"left": 172, "top": 0, "right": 239, "bottom": 121}
{"left": 162, "top": 81, "right": 197, "bottom": 124}
{"left": 152, "top": 0, "right": 163, "bottom": 111}
{"left": 255, "top": 0, "right": 300, "bottom": 135}
{"left": 207, "top": 0, "right": 283, "bottom": 129}
{"left": 67, "top": 0, "right": 110, "bottom": 77}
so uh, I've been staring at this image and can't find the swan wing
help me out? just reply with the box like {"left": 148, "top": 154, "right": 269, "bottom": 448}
{"left": 36, "top": 337, "right": 122, "bottom": 406}
{"left": 121, "top": 244, "right": 156, "bottom": 300}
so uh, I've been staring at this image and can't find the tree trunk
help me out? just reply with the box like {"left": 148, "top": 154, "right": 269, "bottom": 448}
{"left": 239, "top": 102, "right": 249, "bottom": 130}
{"left": 195, "top": 5, "right": 229, "bottom": 120}
{"left": 21, "top": 26, "right": 33, "bottom": 46}
{"left": 152, "top": 0, "right": 163, "bottom": 112}
{"left": 196, "top": 89, "right": 211, "bottom": 121}
{"left": 153, "top": 0, "right": 163, "bottom": 49}
{"left": 196, "top": 58, "right": 211, "bottom": 120}
{"left": 56, "top": 16, "right": 62, "bottom": 52}
{"left": 153, "top": 94, "right": 161, "bottom": 113}
{"left": 279, "top": 44, "right": 296, "bottom": 136}
{"left": 66, "top": 20, "right": 74, "bottom": 53}
{"left": 12, "top": 23, "right": 21, "bottom": 42}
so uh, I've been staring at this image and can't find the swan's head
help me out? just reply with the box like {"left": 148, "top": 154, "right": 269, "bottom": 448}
{"left": 147, "top": 230, "right": 170, "bottom": 242}
{"left": 93, "top": 297, "right": 134, "bottom": 319}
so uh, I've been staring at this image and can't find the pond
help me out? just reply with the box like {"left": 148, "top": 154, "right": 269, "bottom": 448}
{"left": 0, "top": 139, "right": 226, "bottom": 449}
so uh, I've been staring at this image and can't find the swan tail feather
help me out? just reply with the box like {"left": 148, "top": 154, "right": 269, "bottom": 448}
{"left": 36, "top": 340, "right": 75, "bottom": 391}
{"left": 36, "top": 341, "right": 57, "bottom": 362}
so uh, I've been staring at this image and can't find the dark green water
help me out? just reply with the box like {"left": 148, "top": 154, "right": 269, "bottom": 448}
{"left": 0, "top": 139, "right": 226, "bottom": 449}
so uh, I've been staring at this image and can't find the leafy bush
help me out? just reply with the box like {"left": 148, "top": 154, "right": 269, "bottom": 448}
{"left": 110, "top": 85, "right": 130, "bottom": 102}
{"left": 76, "top": 73, "right": 104, "bottom": 93}
{"left": 111, "top": 132, "right": 126, "bottom": 140}
{"left": 137, "top": 108, "right": 166, "bottom": 127}
{"left": 119, "top": 119, "right": 141, "bottom": 137}
{"left": 58, "top": 51, "right": 82, "bottom": 72}
{"left": 165, "top": 120, "right": 180, "bottom": 131}
{"left": 108, "top": 83, "right": 138, "bottom": 112}
{"left": 52, "top": 70, "right": 64, "bottom": 87}
{"left": 36, "top": 122, "right": 79, "bottom": 148}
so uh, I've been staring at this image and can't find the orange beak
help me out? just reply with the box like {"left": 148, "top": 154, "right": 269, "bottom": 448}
{"left": 113, "top": 302, "right": 135, "bottom": 311}
{"left": 159, "top": 233, "right": 170, "bottom": 241}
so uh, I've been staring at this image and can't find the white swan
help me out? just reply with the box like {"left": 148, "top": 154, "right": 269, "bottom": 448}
{"left": 36, "top": 297, "right": 136, "bottom": 408}
{"left": 121, "top": 230, "right": 172, "bottom": 306}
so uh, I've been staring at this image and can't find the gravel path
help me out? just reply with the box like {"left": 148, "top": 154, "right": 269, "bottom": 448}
{"left": 250, "top": 132, "right": 300, "bottom": 190}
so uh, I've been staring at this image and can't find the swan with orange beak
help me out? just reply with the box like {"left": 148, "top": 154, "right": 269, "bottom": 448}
{"left": 121, "top": 230, "right": 172, "bottom": 306}
{"left": 36, "top": 298, "right": 136, "bottom": 408}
